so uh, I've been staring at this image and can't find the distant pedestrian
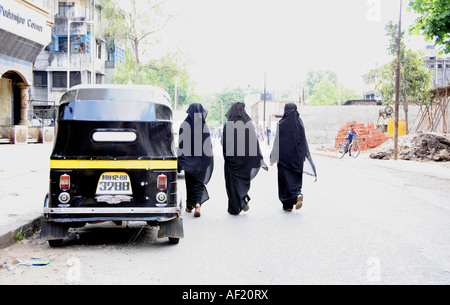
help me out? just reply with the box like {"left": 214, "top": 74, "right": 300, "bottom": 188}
{"left": 270, "top": 103, "right": 317, "bottom": 211}
{"left": 222, "top": 102, "right": 268, "bottom": 215}
{"left": 178, "top": 103, "right": 214, "bottom": 217}
{"left": 265, "top": 127, "right": 271, "bottom": 145}
{"left": 344, "top": 124, "right": 360, "bottom": 156}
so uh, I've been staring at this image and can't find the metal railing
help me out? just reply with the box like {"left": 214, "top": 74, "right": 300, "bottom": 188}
{"left": 28, "top": 101, "right": 57, "bottom": 127}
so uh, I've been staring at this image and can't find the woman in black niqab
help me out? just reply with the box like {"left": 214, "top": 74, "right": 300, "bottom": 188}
{"left": 270, "top": 103, "right": 317, "bottom": 211}
{"left": 222, "top": 102, "right": 268, "bottom": 215}
{"left": 178, "top": 103, "right": 214, "bottom": 217}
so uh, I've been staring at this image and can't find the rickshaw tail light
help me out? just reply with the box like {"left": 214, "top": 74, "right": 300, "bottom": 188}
{"left": 157, "top": 174, "right": 167, "bottom": 190}
{"left": 60, "top": 174, "right": 70, "bottom": 190}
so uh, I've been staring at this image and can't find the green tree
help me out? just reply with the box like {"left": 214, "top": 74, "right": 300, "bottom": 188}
{"left": 204, "top": 88, "right": 247, "bottom": 127}
{"left": 100, "top": 0, "right": 196, "bottom": 108}
{"left": 340, "top": 87, "right": 363, "bottom": 104}
{"left": 112, "top": 49, "right": 196, "bottom": 107}
{"left": 367, "top": 21, "right": 433, "bottom": 132}
{"left": 305, "top": 70, "right": 360, "bottom": 105}
{"left": 368, "top": 50, "right": 432, "bottom": 103}
{"left": 305, "top": 70, "right": 338, "bottom": 96}
{"left": 408, "top": 0, "right": 450, "bottom": 54}
{"left": 100, "top": 0, "right": 172, "bottom": 64}
{"left": 309, "top": 78, "right": 339, "bottom": 105}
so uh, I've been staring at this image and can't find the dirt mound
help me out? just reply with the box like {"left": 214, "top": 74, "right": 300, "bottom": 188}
{"left": 369, "top": 132, "right": 450, "bottom": 161}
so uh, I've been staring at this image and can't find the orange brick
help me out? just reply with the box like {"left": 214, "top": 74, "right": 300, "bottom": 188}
{"left": 336, "top": 121, "right": 390, "bottom": 150}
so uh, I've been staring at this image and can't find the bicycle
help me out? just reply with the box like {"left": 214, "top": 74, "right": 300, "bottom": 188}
{"left": 336, "top": 137, "right": 361, "bottom": 159}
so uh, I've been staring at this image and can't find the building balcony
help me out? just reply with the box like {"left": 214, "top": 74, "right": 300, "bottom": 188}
{"left": 46, "top": 52, "right": 92, "bottom": 71}
{"left": 52, "top": 16, "right": 91, "bottom": 36}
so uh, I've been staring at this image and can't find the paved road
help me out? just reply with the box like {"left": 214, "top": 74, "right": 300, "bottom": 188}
{"left": 1, "top": 144, "right": 450, "bottom": 285}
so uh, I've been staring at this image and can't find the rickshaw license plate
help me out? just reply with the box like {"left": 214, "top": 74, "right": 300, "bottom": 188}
{"left": 95, "top": 172, "right": 133, "bottom": 195}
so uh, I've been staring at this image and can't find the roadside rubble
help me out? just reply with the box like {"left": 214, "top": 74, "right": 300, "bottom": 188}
{"left": 369, "top": 132, "right": 450, "bottom": 161}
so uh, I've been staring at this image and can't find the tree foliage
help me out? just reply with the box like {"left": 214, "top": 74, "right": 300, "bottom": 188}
{"left": 408, "top": 0, "right": 450, "bottom": 54}
{"left": 202, "top": 88, "right": 248, "bottom": 127}
{"left": 305, "top": 70, "right": 360, "bottom": 105}
{"left": 367, "top": 21, "right": 433, "bottom": 105}
{"left": 100, "top": 0, "right": 172, "bottom": 64}
{"left": 367, "top": 50, "right": 433, "bottom": 104}
{"left": 305, "top": 70, "right": 338, "bottom": 97}
{"left": 112, "top": 49, "right": 197, "bottom": 107}
{"left": 100, "top": 0, "right": 196, "bottom": 107}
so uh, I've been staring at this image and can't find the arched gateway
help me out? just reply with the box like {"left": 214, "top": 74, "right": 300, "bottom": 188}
{"left": 0, "top": 70, "right": 30, "bottom": 144}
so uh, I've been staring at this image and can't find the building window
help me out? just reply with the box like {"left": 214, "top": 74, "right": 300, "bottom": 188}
{"left": 58, "top": 37, "right": 68, "bottom": 52}
{"left": 57, "top": 36, "right": 79, "bottom": 53}
{"left": 116, "top": 46, "right": 125, "bottom": 64}
{"left": 97, "top": 40, "right": 102, "bottom": 60}
{"left": 58, "top": 2, "right": 75, "bottom": 17}
{"left": 34, "top": 71, "right": 48, "bottom": 87}
{"left": 96, "top": 74, "right": 103, "bottom": 84}
{"left": 53, "top": 72, "right": 66, "bottom": 88}
{"left": 53, "top": 71, "right": 82, "bottom": 88}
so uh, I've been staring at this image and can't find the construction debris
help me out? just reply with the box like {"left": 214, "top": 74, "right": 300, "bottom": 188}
{"left": 369, "top": 132, "right": 450, "bottom": 161}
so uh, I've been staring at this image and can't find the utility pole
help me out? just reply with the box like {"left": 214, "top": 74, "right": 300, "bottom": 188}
{"left": 91, "top": 0, "right": 96, "bottom": 85}
{"left": 174, "top": 76, "right": 178, "bottom": 111}
{"left": 67, "top": 18, "right": 71, "bottom": 91}
{"left": 394, "top": 0, "right": 403, "bottom": 161}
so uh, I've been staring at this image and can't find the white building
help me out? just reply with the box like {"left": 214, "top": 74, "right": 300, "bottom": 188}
{"left": 0, "top": 0, "right": 54, "bottom": 143}
{"left": 31, "top": 0, "right": 105, "bottom": 114}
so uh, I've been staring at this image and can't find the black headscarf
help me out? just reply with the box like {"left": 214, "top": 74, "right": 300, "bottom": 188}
{"left": 178, "top": 103, "right": 214, "bottom": 185}
{"left": 222, "top": 102, "right": 268, "bottom": 214}
{"left": 222, "top": 102, "right": 267, "bottom": 179}
{"left": 225, "top": 102, "right": 252, "bottom": 123}
{"left": 271, "top": 103, "right": 317, "bottom": 181}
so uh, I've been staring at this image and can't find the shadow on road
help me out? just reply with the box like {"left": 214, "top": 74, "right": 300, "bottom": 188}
{"left": 52, "top": 222, "right": 175, "bottom": 248}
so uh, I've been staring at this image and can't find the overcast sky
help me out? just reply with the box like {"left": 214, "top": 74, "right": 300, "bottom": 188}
{"left": 152, "top": 0, "right": 429, "bottom": 95}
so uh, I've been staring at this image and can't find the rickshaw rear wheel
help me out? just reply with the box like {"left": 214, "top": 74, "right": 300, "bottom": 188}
{"left": 168, "top": 237, "right": 180, "bottom": 244}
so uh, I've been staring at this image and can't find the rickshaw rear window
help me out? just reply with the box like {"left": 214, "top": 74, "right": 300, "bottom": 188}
{"left": 92, "top": 130, "right": 138, "bottom": 142}
{"left": 60, "top": 87, "right": 171, "bottom": 105}
{"left": 59, "top": 100, "right": 172, "bottom": 122}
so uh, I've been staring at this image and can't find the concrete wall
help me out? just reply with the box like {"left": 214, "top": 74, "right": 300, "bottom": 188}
{"left": 296, "top": 105, "right": 423, "bottom": 145}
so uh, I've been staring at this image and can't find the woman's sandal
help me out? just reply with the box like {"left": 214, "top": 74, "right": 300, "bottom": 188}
{"left": 243, "top": 196, "right": 250, "bottom": 212}
{"left": 194, "top": 203, "right": 201, "bottom": 217}
{"left": 295, "top": 194, "right": 303, "bottom": 210}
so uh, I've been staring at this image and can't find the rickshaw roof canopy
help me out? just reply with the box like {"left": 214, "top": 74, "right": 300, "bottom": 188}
{"left": 58, "top": 85, "right": 173, "bottom": 122}
{"left": 61, "top": 85, "right": 172, "bottom": 106}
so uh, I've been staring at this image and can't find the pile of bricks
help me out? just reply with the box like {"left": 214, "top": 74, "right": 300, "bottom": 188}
{"left": 335, "top": 121, "right": 389, "bottom": 151}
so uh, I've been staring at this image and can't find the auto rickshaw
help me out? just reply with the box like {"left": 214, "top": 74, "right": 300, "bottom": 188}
{"left": 41, "top": 85, "right": 183, "bottom": 246}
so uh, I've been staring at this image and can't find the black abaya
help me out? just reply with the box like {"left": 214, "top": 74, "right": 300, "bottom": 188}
{"left": 222, "top": 102, "right": 267, "bottom": 215}
{"left": 277, "top": 163, "right": 303, "bottom": 209}
{"left": 270, "top": 103, "right": 317, "bottom": 208}
{"left": 178, "top": 103, "right": 214, "bottom": 209}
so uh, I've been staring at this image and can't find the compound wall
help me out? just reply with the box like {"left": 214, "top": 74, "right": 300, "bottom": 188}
{"left": 297, "top": 105, "right": 423, "bottom": 145}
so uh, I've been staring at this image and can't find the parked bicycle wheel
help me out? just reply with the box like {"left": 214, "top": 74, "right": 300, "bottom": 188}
{"left": 336, "top": 144, "right": 346, "bottom": 159}
{"left": 350, "top": 143, "right": 361, "bottom": 158}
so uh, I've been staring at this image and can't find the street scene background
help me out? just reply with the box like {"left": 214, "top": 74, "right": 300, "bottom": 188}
{"left": 1, "top": 0, "right": 450, "bottom": 287}
{"left": 0, "top": 139, "right": 449, "bottom": 285}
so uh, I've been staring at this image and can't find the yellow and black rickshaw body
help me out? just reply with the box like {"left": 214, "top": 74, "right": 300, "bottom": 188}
{"left": 41, "top": 85, "right": 183, "bottom": 246}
